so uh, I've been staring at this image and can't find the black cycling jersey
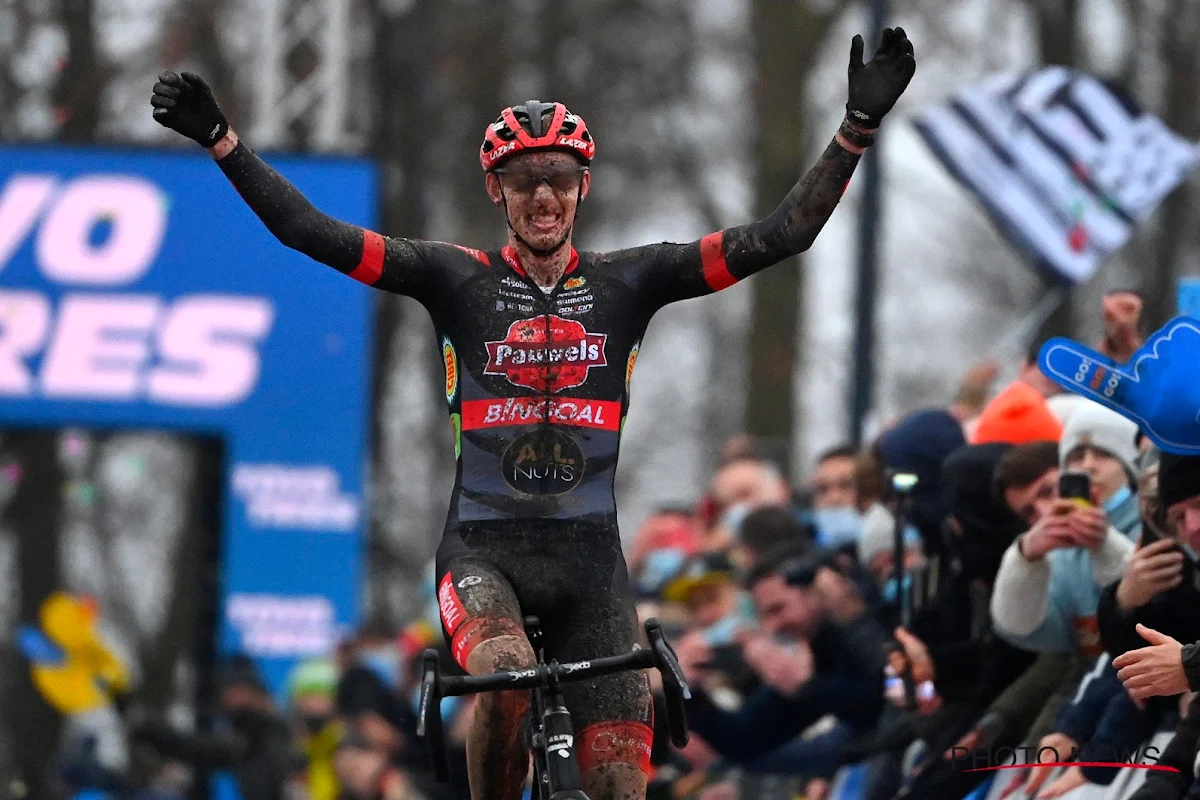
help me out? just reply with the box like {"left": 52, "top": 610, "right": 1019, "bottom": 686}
{"left": 214, "top": 136, "right": 860, "bottom": 537}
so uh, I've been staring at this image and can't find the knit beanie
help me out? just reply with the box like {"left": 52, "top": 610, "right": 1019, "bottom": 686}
{"left": 857, "top": 503, "right": 920, "bottom": 565}
{"left": 972, "top": 381, "right": 1064, "bottom": 445}
{"left": 1058, "top": 400, "right": 1140, "bottom": 479}
{"left": 1159, "top": 452, "right": 1200, "bottom": 511}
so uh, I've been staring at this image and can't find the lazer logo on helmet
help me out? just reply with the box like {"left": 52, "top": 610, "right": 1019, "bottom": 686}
{"left": 557, "top": 137, "right": 590, "bottom": 151}
{"left": 489, "top": 141, "right": 518, "bottom": 161}
{"left": 484, "top": 316, "right": 607, "bottom": 393}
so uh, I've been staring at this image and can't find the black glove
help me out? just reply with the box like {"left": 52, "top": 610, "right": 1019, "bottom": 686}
{"left": 151, "top": 71, "right": 229, "bottom": 147}
{"left": 846, "top": 27, "right": 917, "bottom": 129}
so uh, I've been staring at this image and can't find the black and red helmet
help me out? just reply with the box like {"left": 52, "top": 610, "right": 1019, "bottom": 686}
{"left": 480, "top": 100, "right": 596, "bottom": 171}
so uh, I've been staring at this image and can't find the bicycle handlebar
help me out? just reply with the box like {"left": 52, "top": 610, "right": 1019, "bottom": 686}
{"left": 416, "top": 618, "right": 691, "bottom": 782}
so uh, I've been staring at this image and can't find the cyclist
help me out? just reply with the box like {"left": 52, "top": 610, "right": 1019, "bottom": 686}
{"left": 150, "top": 28, "right": 914, "bottom": 800}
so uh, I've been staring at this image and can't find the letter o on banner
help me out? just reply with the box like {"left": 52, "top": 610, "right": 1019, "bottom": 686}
{"left": 36, "top": 177, "right": 167, "bottom": 285}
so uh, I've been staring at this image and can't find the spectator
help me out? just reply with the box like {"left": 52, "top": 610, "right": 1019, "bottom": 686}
{"left": 700, "top": 456, "right": 791, "bottom": 551}
{"left": 674, "top": 547, "right": 887, "bottom": 770}
{"left": 628, "top": 506, "right": 701, "bottom": 599}
{"left": 876, "top": 409, "right": 966, "bottom": 557}
{"left": 286, "top": 658, "right": 342, "bottom": 800}
{"left": 1110, "top": 451, "right": 1200, "bottom": 699}
{"left": 855, "top": 502, "right": 921, "bottom": 602}
{"left": 731, "top": 505, "right": 814, "bottom": 570}
{"left": 971, "top": 380, "right": 1064, "bottom": 446}
{"left": 663, "top": 552, "right": 756, "bottom": 644}
{"left": 989, "top": 435, "right": 1136, "bottom": 657}
{"left": 131, "top": 656, "right": 298, "bottom": 800}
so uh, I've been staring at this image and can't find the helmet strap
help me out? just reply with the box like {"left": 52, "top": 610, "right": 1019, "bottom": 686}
{"left": 499, "top": 191, "right": 575, "bottom": 259}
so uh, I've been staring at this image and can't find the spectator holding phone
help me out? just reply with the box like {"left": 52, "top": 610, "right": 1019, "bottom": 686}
{"left": 1106, "top": 450, "right": 1200, "bottom": 693}
{"left": 674, "top": 547, "right": 886, "bottom": 774}
{"left": 989, "top": 403, "right": 1141, "bottom": 658}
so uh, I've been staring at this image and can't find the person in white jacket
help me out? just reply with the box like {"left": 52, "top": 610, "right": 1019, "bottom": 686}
{"left": 989, "top": 405, "right": 1141, "bottom": 656}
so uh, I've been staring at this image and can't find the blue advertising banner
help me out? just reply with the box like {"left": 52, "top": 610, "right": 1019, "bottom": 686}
{"left": 0, "top": 146, "right": 375, "bottom": 695}
{"left": 1180, "top": 277, "right": 1200, "bottom": 318}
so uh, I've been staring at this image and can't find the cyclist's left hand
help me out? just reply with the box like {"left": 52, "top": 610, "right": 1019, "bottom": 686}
{"left": 846, "top": 27, "right": 916, "bottom": 129}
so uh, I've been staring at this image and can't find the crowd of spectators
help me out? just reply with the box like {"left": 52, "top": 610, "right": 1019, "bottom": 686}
{"left": 52, "top": 292, "right": 1200, "bottom": 800}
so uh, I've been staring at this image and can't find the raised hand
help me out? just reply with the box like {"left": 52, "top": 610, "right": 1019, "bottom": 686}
{"left": 1039, "top": 316, "right": 1200, "bottom": 455}
{"left": 151, "top": 71, "right": 229, "bottom": 147}
{"left": 847, "top": 27, "right": 917, "bottom": 129}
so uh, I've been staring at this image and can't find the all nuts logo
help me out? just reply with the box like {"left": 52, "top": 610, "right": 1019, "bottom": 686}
{"left": 443, "top": 337, "right": 458, "bottom": 404}
{"left": 484, "top": 315, "right": 607, "bottom": 393}
{"left": 501, "top": 429, "right": 585, "bottom": 495}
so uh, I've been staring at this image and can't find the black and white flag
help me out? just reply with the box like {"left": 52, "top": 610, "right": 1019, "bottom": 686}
{"left": 914, "top": 67, "right": 1199, "bottom": 285}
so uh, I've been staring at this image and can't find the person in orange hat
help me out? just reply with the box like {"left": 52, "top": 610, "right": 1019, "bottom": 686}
{"left": 971, "top": 380, "right": 1064, "bottom": 445}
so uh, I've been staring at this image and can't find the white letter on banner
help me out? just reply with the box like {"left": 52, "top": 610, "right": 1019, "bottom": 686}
{"left": 41, "top": 294, "right": 160, "bottom": 398}
{"left": 0, "top": 176, "right": 57, "bottom": 273}
{"left": 36, "top": 177, "right": 167, "bottom": 285}
{"left": 148, "top": 296, "right": 274, "bottom": 406}
{"left": 0, "top": 291, "right": 50, "bottom": 394}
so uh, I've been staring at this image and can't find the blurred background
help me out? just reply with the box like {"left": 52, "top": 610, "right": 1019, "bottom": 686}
{"left": 1, "top": 0, "right": 1199, "bottom": 798}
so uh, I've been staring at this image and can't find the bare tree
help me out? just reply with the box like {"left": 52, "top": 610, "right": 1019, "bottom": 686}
{"left": 54, "top": 0, "right": 107, "bottom": 141}
{"left": 746, "top": 0, "right": 850, "bottom": 468}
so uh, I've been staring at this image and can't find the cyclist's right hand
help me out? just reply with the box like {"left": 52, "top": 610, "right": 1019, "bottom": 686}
{"left": 151, "top": 71, "right": 229, "bottom": 147}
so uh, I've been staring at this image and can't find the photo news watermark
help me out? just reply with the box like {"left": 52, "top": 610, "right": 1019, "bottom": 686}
{"left": 947, "top": 744, "right": 1179, "bottom": 774}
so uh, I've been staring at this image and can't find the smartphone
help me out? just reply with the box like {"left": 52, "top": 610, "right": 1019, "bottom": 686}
{"left": 698, "top": 643, "right": 744, "bottom": 673}
{"left": 1141, "top": 526, "right": 1200, "bottom": 595}
{"left": 1058, "top": 471, "right": 1092, "bottom": 507}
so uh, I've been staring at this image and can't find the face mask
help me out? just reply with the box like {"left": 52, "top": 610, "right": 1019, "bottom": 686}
{"left": 700, "top": 593, "right": 756, "bottom": 646}
{"left": 637, "top": 548, "right": 687, "bottom": 594}
{"left": 814, "top": 506, "right": 863, "bottom": 548}
{"left": 1104, "top": 486, "right": 1133, "bottom": 514}
{"left": 721, "top": 503, "right": 753, "bottom": 537}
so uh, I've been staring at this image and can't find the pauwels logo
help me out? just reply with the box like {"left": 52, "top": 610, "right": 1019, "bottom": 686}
{"left": 484, "top": 315, "right": 607, "bottom": 393}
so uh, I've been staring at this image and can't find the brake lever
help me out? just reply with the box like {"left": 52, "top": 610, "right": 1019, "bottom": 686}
{"left": 644, "top": 619, "right": 691, "bottom": 748}
{"left": 416, "top": 649, "right": 449, "bottom": 782}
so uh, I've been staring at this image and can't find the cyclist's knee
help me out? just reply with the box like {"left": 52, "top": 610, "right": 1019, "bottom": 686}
{"left": 463, "top": 627, "right": 535, "bottom": 675}
{"left": 453, "top": 613, "right": 530, "bottom": 673}
{"left": 578, "top": 721, "right": 654, "bottom": 790}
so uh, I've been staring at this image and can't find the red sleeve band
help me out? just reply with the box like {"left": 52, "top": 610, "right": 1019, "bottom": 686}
{"left": 700, "top": 231, "right": 737, "bottom": 292}
{"left": 349, "top": 229, "right": 386, "bottom": 285}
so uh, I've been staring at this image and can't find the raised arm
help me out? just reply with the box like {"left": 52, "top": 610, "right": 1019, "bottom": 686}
{"left": 150, "top": 71, "right": 443, "bottom": 300}
{"left": 639, "top": 28, "right": 916, "bottom": 307}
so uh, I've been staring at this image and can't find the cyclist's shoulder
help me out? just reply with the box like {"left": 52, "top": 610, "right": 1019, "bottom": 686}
{"left": 583, "top": 240, "right": 686, "bottom": 272}
{"left": 383, "top": 235, "right": 496, "bottom": 266}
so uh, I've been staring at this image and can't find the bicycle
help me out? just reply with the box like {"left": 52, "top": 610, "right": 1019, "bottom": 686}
{"left": 417, "top": 616, "right": 692, "bottom": 800}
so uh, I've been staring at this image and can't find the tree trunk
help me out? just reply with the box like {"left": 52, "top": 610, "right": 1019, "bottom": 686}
{"left": 1146, "top": 0, "right": 1200, "bottom": 326}
{"left": 5, "top": 432, "right": 63, "bottom": 799}
{"left": 1029, "top": 0, "right": 1083, "bottom": 341}
{"left": 55, "top": 0, "right": 103, "bottom": 141}
{"left": 745, "top": 2, "right": 837, "bottom": 466}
